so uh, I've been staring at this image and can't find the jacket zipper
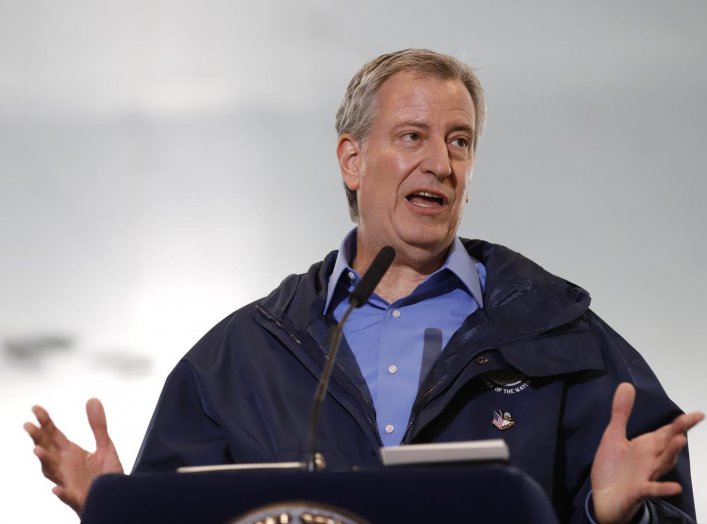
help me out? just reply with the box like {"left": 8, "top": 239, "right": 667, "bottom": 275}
{"left": 399, "top": 327, "right": 543, "bottom": 445}
{"left": 255, "top": 304, "right": 383, "bottom": 448}
{"left": 358, "top": 392, "right": 383, "bottom": 447}
{"left": 400, "top": 376, "right": 446, "bottom": 444}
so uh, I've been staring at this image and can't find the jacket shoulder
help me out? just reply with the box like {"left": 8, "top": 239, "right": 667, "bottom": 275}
{"left": 181, "top": 250, "right": 337, "bottom": 370}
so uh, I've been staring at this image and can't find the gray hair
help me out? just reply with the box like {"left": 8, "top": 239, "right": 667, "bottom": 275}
{"left": 336, "top": 49, "right": 487, "bottom": 221}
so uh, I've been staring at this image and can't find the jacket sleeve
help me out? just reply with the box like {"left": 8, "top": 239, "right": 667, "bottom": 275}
{"left": 564, "top": 313, "right": 697, "bottom": 523}
{"left": 131, "top": 359, "right": 231, "bottom": 473}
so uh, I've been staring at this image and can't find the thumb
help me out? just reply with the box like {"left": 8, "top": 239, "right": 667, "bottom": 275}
{"left": 86, "top": 398, "right": 112, "bottom": 450}
{"left": 606, "top": 382, "right": 635, "bottom": 439}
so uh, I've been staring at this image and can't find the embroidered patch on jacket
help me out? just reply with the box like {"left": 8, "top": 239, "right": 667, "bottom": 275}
{"left": 482, "top": 371, "right": 530, "bottom": 394}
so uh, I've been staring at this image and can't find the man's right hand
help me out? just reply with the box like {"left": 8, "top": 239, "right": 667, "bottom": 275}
{"left": 24, "top": 398, "right": 124, "bottom": 516}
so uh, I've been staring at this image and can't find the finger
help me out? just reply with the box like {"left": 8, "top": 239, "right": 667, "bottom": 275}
{"left": 34, "top": 446, "right": 62, "bottom": 484}
{"left": 640, "top": 480, "right": 683, "bottom": 499}
{"left": 649, "top": 433, "right": 688, "bottom": 480}
{"left": 664, "top": 432, "right": 688, "bottom": 459}
{"left": 652, "top": 412, "right": 705, "bottom": 449}
{"left": 24, "top": 422, "right": 43, "bottom": 445}
{"left": 32, "top": 405, "right": 54, "bottom": 427}
{"left": 26, "top": 420, "right": 63, "bottom": 451}
{"left": 606, "top": 382, "right": 636, "bottom": 438}
{"left": 30, "top": 408, "right": 70, "bottom": 450}
{"left": 651, "top": 411, "right": 704, "bottom": 446}
{"left": 672, "top": 411, "right": 705, "bottom": 434}
{"left": 31, "top": 405, "right": 68, "bottom": 443}
{"left": 86, "top": 398, "right": 111, "bottom": 450}
{"left": 52, "top": 486, "right": 82, "bottom": 515}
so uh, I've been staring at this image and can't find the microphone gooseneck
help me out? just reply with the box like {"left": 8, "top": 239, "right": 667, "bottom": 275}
{"left": 305, "top": 246, "right": 396, "bottom": 472}
{"left": 348, "top": 246, "right": 396, "bottom": 307}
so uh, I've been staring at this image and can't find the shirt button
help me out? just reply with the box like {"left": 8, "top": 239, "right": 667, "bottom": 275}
{"left": 347, "top": 271, "right": 355, "bottom": 280}
{"left": 388, "top": 364, "right": 398, "bottom": 374}
{"left": 392, "top": 309, "right": 401, "bottom": 318}
{"left": 385, "top": 424, "right": 395, "bottom": 434}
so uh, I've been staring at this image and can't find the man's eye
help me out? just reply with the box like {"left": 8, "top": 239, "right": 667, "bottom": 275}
{"left": 451, "top": 137, "right": 470, "bottom": 149}
{"left": 404, "top": 132, "right": 420, "bottom": 141}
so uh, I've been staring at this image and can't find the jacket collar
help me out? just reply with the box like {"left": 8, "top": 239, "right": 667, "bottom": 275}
{"left": 462, "top": 239, "right": 591, "bottom": 341}
{"left": 257, "top": 238, "right": 603, "bottom": 382}
{"left": 260, "top": 239, "right": 591, "bottom": 344}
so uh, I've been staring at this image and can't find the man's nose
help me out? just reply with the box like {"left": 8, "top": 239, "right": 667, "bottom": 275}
{"left": 421, "top": 139, "right": 452, "bottom": 179}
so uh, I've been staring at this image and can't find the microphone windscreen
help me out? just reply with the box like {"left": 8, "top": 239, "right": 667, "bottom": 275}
{"left": 350, "top": 246, "right": 396, "bottom": 307}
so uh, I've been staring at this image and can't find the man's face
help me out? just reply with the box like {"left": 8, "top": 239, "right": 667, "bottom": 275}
{"left": 339, "top": 71, "right": 476, "bottom": 266}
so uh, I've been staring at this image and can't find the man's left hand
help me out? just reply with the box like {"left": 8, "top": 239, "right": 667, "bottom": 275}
{"left": 591, "top": 382, "right": 704, "bottom": 524}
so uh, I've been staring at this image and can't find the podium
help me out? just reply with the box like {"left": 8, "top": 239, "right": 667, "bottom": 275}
{"left": 81, "top": 464, "right": 559, "bottom": 523}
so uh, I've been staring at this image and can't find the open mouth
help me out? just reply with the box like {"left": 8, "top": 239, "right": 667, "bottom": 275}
{"left": 406, "top": 191, "right": 446, "bottom": 208}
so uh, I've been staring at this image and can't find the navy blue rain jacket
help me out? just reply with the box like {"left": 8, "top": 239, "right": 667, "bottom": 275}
{"left": 133, "top": 240, "right": 696, "bottom": 523}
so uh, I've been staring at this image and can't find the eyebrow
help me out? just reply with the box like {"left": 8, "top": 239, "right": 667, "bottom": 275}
{"left": 392, "top": 120, "right": 475, "bottom": 135}
{"left": 448, "top": 123, "right": 475, "bottom": 136}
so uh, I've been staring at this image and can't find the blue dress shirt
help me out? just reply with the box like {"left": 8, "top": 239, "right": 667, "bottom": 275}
{"left": 324, "top": 230, "right": 486, "bottom": 446}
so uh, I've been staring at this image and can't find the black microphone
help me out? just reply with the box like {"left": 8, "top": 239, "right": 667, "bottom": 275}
{"left": 348, "top": 245, "right": 396, "bottom": 307}
{"left": 305, "top": 245, "right": 396, "bottom": 472}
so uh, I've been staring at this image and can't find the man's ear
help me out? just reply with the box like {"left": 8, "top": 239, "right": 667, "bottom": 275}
{"left": 337, "top": 134, "right": 362, "bottom": 191}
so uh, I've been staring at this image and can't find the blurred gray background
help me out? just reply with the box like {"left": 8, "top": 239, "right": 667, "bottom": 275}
{"left": 2, "top": 1, "right": 705, "bottom": 521}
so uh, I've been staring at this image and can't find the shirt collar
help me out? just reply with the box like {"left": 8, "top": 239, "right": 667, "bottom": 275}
{"left": 445, "top": 236, "right": 485, "bottom": 308}
{"left": 323, "top": 229, "right": 484, "bottom": 314}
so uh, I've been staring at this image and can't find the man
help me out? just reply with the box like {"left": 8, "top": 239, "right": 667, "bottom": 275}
{"left": 25, "top": 49, "right": 703, "bottom": 523}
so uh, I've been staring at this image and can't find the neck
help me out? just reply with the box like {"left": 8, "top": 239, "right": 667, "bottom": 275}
{"left": 352, "top": 245, "right": 448, "bottom": 303}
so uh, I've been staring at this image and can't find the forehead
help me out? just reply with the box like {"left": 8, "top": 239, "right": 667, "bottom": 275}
{"left": 373, "top": 71, "right": 475, "bottom": 125}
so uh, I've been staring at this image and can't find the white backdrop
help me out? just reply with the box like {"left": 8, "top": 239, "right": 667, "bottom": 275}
{"left": 1, "top": 1, "right": 705, "bottom": 522}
